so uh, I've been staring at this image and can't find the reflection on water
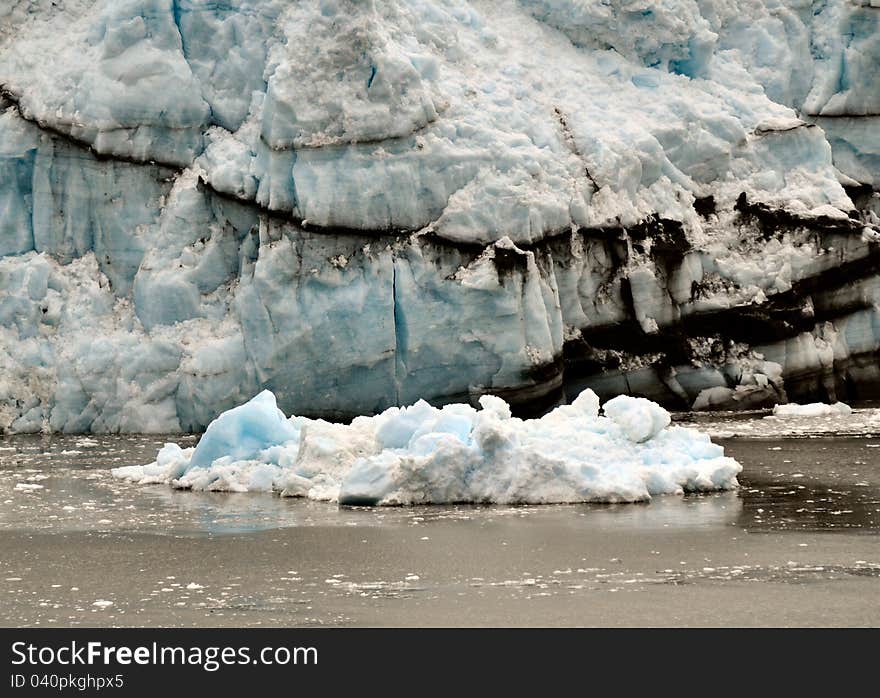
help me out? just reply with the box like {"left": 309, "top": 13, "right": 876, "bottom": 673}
{"left": 568, "top": 492, "right": 741, "bottom": 530}
{"left": 723, "top": 438, "right": 880, "bottom": 533}
{"left": 0, "top": 432, "right": 877, "bottom": 536}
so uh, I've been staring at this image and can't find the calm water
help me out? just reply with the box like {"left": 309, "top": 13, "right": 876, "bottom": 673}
{"left": 0, "top": 419, "right": 878, "bottom": 627}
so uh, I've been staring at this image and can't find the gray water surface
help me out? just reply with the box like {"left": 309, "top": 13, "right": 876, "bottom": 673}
{"left": 0, "top": 432, "right": 878, "bottom": 627}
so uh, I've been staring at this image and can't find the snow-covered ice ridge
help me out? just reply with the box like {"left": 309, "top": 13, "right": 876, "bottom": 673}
{"left": 1, "top": 1, "right": 880, "bottom": 433}
{"left": 112, "top": 388, "right": 742, "bottom": 505}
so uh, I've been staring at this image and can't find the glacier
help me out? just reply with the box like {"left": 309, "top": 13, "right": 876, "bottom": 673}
{"left": 112, "top": 388, "right": 743, "bottom": 505}
{"left": 0, "top": 0, "right": 879, "bottom": 434}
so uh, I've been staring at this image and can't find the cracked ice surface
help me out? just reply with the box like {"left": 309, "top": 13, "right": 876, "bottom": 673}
{"left": 0, "top": 0, "right": 864, "bottom": 233}
{"left": 0, "top": 1, "right": 879, "bottom": 434}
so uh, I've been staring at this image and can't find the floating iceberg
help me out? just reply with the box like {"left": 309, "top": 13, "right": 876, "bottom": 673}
{"left": 771, "top": 402, "right": 853, "bottom": 418}
{"left": 112, "top": 389, "right": 742, "bottom": 505}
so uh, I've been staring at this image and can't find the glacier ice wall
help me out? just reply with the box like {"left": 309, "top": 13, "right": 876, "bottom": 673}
{"left": 1, "top": 0, "right": 879, "bottom": 433}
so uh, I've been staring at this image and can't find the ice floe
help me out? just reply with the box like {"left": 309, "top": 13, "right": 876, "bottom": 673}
{"left": 112, "top": 389, "right": 741, "bottom": 505}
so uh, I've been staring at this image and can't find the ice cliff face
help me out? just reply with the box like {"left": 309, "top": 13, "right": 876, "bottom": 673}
{"left": 0, "top": 0, "right": 879, "bottom": 433}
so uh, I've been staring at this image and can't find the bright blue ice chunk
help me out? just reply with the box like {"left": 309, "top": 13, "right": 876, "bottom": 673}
{"left": 188, "top": 389, "right": 298, "bottom": 470}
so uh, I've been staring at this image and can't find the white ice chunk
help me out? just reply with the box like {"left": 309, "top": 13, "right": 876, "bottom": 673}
{"left": 602, "top": 395, "right": 671, "bottom": 443}
{"left": 113, "top": 388, "right": 741, "bottom": 506}
{"left": 772, "top": 402, "right": 853, "bottom": 417}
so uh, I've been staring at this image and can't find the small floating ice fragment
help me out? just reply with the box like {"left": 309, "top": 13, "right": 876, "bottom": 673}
{"left": 772, "top": 402, "right": 852, "bottom": 417}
